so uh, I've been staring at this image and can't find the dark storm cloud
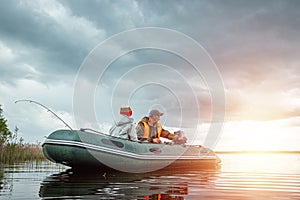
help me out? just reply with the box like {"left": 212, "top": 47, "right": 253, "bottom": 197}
{"left": 1, "top": 0, "right": 300, "bottom": 143}
{"left": 2, "top": 0, "right": 299, "bottom": 87}
{"left": 60, "top": 0, "right": 145, "bottom": 33}
{"left": 0, "top": 0, "right": 106, "bottom": 83}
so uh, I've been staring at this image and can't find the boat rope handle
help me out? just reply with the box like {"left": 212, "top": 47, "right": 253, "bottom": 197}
{"left": 15, "top": 99, "right": 73, "bottom": 130}
{"left": 80, "top": 128, "right": 104, "bottom": 134}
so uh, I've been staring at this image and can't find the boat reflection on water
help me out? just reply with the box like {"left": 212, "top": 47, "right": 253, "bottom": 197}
{"left": 39, "top": 166, "right": 220, "bottom": 199}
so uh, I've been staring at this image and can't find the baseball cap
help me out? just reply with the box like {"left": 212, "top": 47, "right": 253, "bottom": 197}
{"left": 149, "top": 109, "right": 163, "bottom": 117}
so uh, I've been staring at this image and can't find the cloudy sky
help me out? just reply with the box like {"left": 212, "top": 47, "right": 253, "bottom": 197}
{"left": 0, "top": 0, "right": 299, "bottom": 150}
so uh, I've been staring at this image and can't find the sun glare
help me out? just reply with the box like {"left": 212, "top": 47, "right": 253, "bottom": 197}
{"left": 208, "top": 119, "right": 300, "bottom": 152}
{"left": 194, "top": 119, "right": 300, "bottom": 153}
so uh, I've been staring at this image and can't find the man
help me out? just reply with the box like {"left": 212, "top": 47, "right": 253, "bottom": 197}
{"left": 109, "top": 106, "right": 138, "bottom": 141}
{"left": 136, "top": 109, "right": 187, "bottom": 144}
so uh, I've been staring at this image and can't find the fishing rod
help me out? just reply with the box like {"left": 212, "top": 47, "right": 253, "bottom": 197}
{"left": 15, "top": 99, "right": 73, "bottom": 130}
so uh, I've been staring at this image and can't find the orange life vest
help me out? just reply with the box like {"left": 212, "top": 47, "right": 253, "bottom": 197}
{"left": 141, "top": 121, "right": 162, "bottom": 139}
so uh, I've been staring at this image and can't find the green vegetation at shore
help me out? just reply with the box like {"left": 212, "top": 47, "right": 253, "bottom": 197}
{"left": 0, "top": 105, "right": 45, "bottom": 164}
{"left": 0, "top": 143, "right": 45, "bottom": 164}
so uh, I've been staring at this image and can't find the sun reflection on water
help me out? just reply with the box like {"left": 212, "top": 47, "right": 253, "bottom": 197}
{"left": 219, "top": 153, "right": 300, "bottom": 174}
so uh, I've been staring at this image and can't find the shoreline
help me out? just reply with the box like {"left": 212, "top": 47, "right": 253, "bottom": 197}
{"left": 0, "top": 144, "right": 45, "bottom": 164}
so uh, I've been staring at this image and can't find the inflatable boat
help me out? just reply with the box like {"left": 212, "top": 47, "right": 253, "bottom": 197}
{"left": 42, "top": 128, "right": 221, "bottom": 173}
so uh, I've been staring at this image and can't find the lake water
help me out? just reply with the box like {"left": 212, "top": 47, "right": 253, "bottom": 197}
{"left": 1, "top": 153, "right": 300, "bottom": 199}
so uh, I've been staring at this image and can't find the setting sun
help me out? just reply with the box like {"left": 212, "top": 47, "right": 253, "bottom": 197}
{"left": 194, "top": 118, "right": 300, "bottom": 152}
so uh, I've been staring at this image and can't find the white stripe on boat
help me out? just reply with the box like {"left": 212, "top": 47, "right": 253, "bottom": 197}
{"left": 43, "top": 139, "right": 216, "bottom": 161}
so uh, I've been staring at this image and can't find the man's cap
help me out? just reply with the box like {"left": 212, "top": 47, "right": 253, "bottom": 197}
{"left": 149, "top": 109, "right": 163, "bottom": 117}
{"left": 120, "top": 106, "right": 132, "bottom": 116}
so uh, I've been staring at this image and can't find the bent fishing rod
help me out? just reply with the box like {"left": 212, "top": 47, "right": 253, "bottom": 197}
{"left": 15, "top": 99, "right": 73, "bottom": 130}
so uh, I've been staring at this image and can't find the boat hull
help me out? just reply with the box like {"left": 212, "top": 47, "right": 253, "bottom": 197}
{"left": 42, "top": 129, "right": 221, "bottom": 173}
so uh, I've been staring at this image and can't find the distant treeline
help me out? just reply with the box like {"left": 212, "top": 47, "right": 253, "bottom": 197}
{"left": 0, "top": 104, "right": 45, "bottom": 163}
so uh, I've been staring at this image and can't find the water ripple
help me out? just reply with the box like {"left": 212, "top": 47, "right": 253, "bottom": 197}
{"left": 1, "top": 154, "right": 300, "bottom": 199}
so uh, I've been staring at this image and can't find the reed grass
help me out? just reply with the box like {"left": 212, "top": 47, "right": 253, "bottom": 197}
{"left": 0, "top": 106, "right": 45, "bottom": 164}
{"left": 0, "top": 143, "right": 45, "bottom": 164}
{"left": 1, "top": 124, "right": 46, "bottom": 164}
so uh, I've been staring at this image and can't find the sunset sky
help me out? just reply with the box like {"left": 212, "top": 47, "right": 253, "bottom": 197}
{"left": 0, "top": 0, "right": 299, "bottom": 150}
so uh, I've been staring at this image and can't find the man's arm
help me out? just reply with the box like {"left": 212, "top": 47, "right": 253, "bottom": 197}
{"left": 135, "top": 122, "right": 145, "bottom": 140}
